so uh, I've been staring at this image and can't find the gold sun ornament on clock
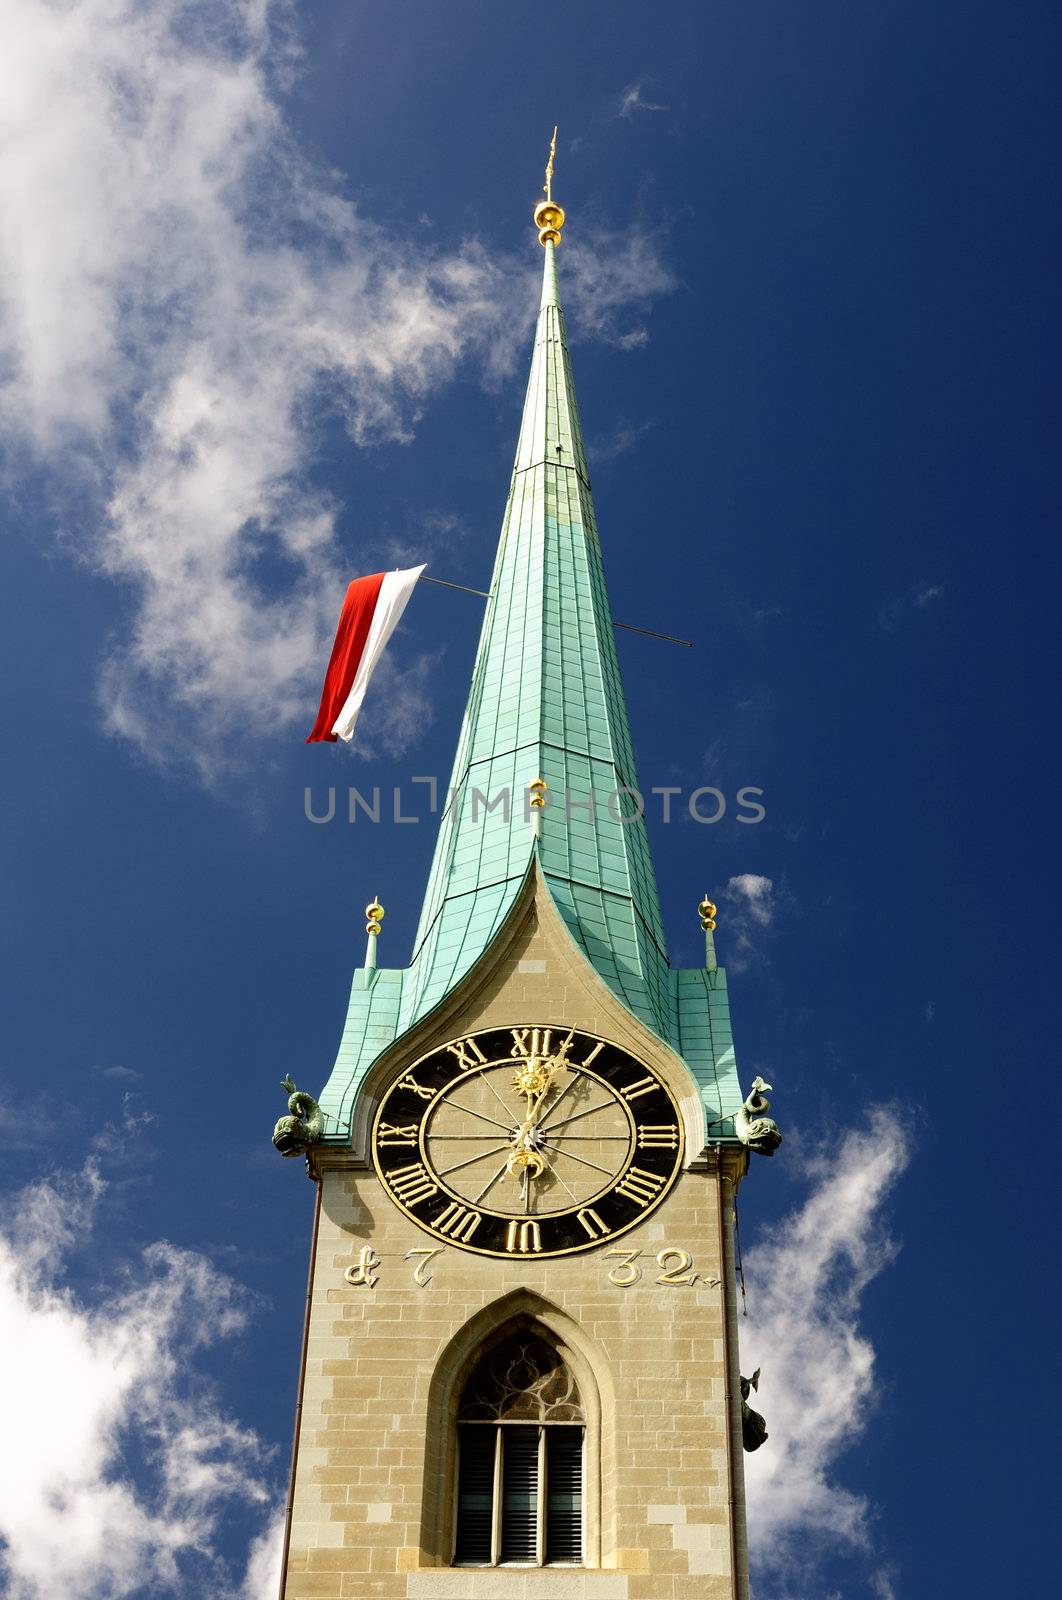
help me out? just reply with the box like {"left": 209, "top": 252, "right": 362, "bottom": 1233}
{"left": 371, "top": 1026, "right": 684, "bottom": 1257}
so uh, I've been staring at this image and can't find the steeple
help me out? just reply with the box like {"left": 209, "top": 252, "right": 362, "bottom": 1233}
{"left": 406, "top": 161, "right": 671, "bottom": 1037}
{"left": 317, "top": 146, "right": 742, "bottom": 1145}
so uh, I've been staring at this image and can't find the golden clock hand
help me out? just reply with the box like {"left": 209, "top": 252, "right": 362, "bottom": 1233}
{"left": 537, "top": 1072, "right": 577, "bottom": 1125}
{"left": 506, "top": 1136, "right": 548, "bottom": 1181}
{"left": 511, "top": 1050, "right": 563, "bottom": 1121}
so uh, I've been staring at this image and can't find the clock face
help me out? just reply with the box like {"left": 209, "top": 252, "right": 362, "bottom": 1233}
{"left": 371, "top": 1026, "right": 684, "bottom": 1257}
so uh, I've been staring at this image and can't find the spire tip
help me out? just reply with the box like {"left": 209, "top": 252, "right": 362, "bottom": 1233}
{"left": 534, "top": 126, "right": 566, "bottom": 246}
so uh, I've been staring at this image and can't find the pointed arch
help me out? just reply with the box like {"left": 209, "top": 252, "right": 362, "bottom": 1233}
{"left": 418, "top": 1289, "right": 613, "bottom": 1569}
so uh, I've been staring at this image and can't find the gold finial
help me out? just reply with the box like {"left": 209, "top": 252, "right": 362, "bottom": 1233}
{"left": 528, "top": 777, "right": 548, "bottom": 840}
{"left": 534, "top": 126, "right": 566, "bottom": 247}
{"left": 364, "top": 896, "right": 384, "bottom": 971}
{"left": 698, "top": 894, "right": 718, "bottom": 973}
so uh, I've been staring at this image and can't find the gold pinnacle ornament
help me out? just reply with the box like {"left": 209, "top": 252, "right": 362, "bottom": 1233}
{"left": 364, "top": 897, "right": 384, "bottom": 971}
{"left": 534, "top": 125, "right": 566, "bottom": 246}
{"left": 528, "top": 778, "right": 548, "bottom": 809}
{"left": 698, "top": 894, "right": 718, "bottom": 973}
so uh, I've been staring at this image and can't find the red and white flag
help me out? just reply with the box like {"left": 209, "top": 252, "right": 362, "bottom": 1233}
{"left": 306, "top": 565, "right": 426, "bottom": 744}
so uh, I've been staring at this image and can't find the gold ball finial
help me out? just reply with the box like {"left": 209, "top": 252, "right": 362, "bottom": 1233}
{"left": 365, "top": 898, "right": 384, "bottom": 936}
{"left": 698, "top": 895, "right": 717, "bottom": 933}
{"left": 528, "top": 778, "right": 548, "bottom": 809}
{"left": 534, "top": 199, "right": 566, "bottom": 247}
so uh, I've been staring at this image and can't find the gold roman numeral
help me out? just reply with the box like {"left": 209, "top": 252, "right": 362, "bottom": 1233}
{"left": 505, "top": 1220, "right": 542, "bottom": 1253}
{"left": 435, "top": 1202, "right": 482, "bottom": 1243}
{"left": 510, "top": 1026, "right": 552, "bottom": 1060}
{"left": 579, "top": 1040, "right": 605, "bottom": 1067}
{"left": 446, "top": 1036, "right": 487, "bottom": 1071}
{"left": 619, "top": 1075, "right": 657, "bottom": 1102}
{"left": 615, "top": 1166, "right": 666, "bottom": 1207}
{"left": 396, "top": 1075, "right": 434, "bottom": 1101}
{"left": 576, "top": 1207, "right": 609, "bottom": 1238}
{"left": 637, "top": 1124, "right": 679, "bottom": 1149}
{"left": 387, "top": 1162, "right": 438, "bottom": 1207}
{"left": 378, "top": 1122, "right": 418, "bottom": 1145}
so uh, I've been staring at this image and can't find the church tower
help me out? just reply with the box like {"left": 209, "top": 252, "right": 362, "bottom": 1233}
{"left": 276, "top": 148, "right": 771, "bottom": 1600}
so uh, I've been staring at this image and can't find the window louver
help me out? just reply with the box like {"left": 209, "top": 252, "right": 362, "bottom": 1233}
{"left": 454, "top": 1426, "right": 494, "bottom": 1565}
{"left": 546, "top": 1427, "right": 584, "bottom": 1564}
{"left": 499, "top": 1426, "right": 539, "bottom": 1564}
{"left": 453, "top": 1334, "right": 585, "bottom": 1567}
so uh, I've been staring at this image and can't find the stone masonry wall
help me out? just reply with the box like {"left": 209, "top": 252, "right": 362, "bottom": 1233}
{"left": 282, "top": 887, "right": 747, "bottom": 1600}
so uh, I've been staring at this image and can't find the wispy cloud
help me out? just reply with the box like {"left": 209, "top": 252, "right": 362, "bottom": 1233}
{"left": 93, "top": 1063, "right": 143, "bottom": 1083}
{"left": 743, "top": 1107, "right": 912, "bottom": 1596}
{"left": 589, "top": 419, "right": 655, "bottom": 466}
{"left": 563, "top": 229, "right": 675, "bottom": 350}
{"left": 616, "top": 82, "right": 669, "bottom": 119}
{"left": 877, "top": 580, "right": 945, "bottom": 632}
{"left": 723, "top": 872, "right": 780, "bottom": 967}
{"left": 0, "top": 1140, "right": 278, "bottom": 1598}
{"left": 241, "top": 1517, "right": 285, "bottom": 1599}
{"left": 0, "top": 0, "right": 674, "bottom": 784}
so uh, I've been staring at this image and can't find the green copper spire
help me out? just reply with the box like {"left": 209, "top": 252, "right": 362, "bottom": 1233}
{"left": 316, "top": 161, "right": 743, "bottom": 1146}
{"left": 404, "top": 229, "right": 669, "bottom": 1031}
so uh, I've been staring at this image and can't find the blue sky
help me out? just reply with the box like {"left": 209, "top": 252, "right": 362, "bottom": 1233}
{"left": 1, "top": 1, "right": 1058, "bottom": 1596}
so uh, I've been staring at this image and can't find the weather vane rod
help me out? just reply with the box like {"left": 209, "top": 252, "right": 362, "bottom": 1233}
{"left": 535, "top": 127, "right": 565, "bottom": 246}
{"left": 544, "top": 125, "right": 558, "bottom": 203}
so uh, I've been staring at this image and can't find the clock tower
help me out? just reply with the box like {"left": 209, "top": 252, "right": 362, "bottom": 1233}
{"left": 277, "top": 153, "right": 768, "bottom": 1600}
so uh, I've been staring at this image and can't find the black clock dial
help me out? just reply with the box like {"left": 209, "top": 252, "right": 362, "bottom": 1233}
{"left": 371, "top": 1026, "right": 683, "bottom": 1257}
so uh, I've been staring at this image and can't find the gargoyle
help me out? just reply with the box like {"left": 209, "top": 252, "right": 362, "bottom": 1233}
{"left": 735, "top": 1075, "right": 783, "bottom": 1156}
{"left": 740, "top": 1368, "right": 769, "bottom": 1452}
{"left": 272, "top": 1074, "right": 324, "bottom": 1157}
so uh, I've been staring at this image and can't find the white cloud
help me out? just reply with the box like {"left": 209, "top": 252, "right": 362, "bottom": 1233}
{"left": 727, "top": 873, "right": 775, "bottom": 925}
{"left": 589, "top": 418, "right": 655, "bottom": 466}
{"left": 742, "top": 1107, "right": 912, "bottom": 1594}
{"left": 0, "top": 1148, "right": 278, "bottom": 1598}
{"left": 0, "top": 0, "right": 674, "bottom": 782}
{"left": 724, "top": 873, "right": 778, "bottom": 967}
{"left": 241, "top": 1516, "right": 285, "bottom": 1599}
{"left": 877, "top": 579, "right": 945, "bottom": 632}
{"left": 616, "top": 82, "right": 669, "bottom": 119}
{"left": 563, "top": 230, "right": 674, "bottom": 348}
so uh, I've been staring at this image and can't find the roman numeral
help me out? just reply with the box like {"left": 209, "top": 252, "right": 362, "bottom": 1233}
{"left": 446, "top": 1037, "right": 487, "bottom": 1071}
{"left": 576, "top": 1208, "right": 609, "bottom": 1238}
{"left": 396, "top": 1075, "right": 434, "bottom": 1101}
{"left": 615, "top": 1166, "right": 666, "bottom": 1207}
{"left": 510, "top": 1027, "right": 552, "bottom": 1059}
{"left": 377, "top": 1122, "right": 418, "bottom": 1145}
{"left": 505, "top": 1220, "right": 542, "bottom": 1254}
{"left": 435, "top": 1202, "right": 481, "bottom": 1243}
{"left": 579, "top": 1040, "right": 604, "bottom": 1067}
{"left": 619, "top": 1075, "right": 657, "bottom": 1102}
{"left": 387, "top": 1162, "right": 438, "bottom": 1207}
{"left": 637, "top": 1124, "right": 679, "bottom": 1150}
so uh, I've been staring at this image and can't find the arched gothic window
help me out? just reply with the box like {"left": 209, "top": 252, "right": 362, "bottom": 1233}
{"left": 454, "top": 1332, "right": 584, "bottom": 1567}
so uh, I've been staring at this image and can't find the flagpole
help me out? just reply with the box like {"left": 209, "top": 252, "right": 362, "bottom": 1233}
{"left": 421, "top": 574, "right": 692, "bottom": 647}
